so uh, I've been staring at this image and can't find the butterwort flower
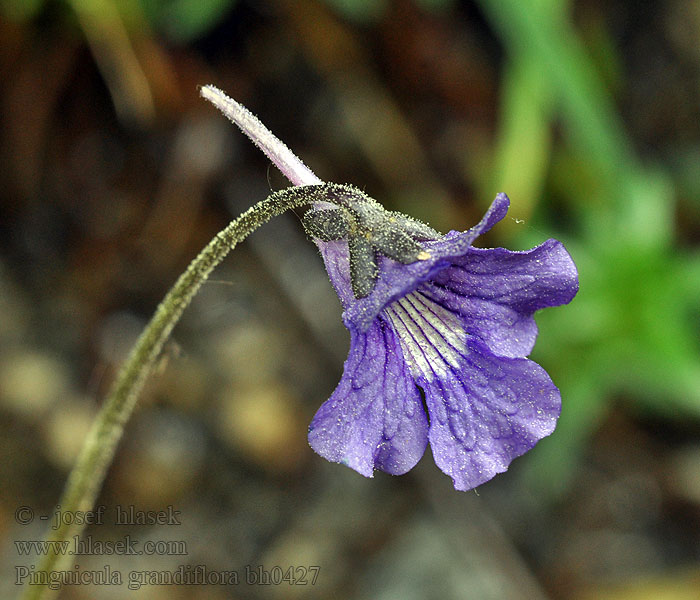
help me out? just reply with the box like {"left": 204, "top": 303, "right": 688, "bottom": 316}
{"left": 201, "top": 86, "right": 579, "bottom": 491}
{"left": 305, "top": 185, "right": 578, "bottom": 490}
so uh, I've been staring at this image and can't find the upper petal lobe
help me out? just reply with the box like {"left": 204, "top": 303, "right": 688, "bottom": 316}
{"left": 432, "top": 239, "right": 579, "bottom": 312}
{"left": 423, "top": 239, "right": 578, "bottom": 357}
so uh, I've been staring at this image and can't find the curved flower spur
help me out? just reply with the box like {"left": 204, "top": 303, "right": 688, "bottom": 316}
{"left": 202, "top": 85, "right": 579, "bottom": 491}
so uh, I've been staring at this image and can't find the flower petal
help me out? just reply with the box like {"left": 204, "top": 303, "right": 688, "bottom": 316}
{"left": 423, "top": 239, "right": 578, "bottom": 357}
{"left": 422, "top": 339, "right": 561, "bottom": 491}
{"left": 308, "top": 319, "right": 428, "bottom": 477}
{"left": 434, "top": 240, "right": 579, "bottom": 312}
{"left": 342, "top": 194, "right": 512, "bottom": 332}
{"left": 467, "top": 192, "right": 511, "bottom": 239}
{"left": 315, "top": 239, "right": 355, "bottom": 308}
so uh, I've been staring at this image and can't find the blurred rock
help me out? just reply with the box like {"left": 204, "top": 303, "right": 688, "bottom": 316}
{"left": 0, "top": 349, "right": 71, "bottom": 420}
{"left": 667, "top": 445, "right": 700, "bottom": 506}
{"left": 216, "top": 381, "right": 306, "bottom": 474}
{"left": 149, "top": 354, "right": 211, "bottom": 413}
{"left": 41, "top": 395, "right": 96, "bottom": 470}
{"left": 259, "top": 531, "right": 338, "bottom": 599}
{"left": 209, "top": 321, "right": 286, "bottom": 386}
{"left": 572, "top": 566, "right": 700, "bottom": 600}
{"left": 114, "top": 410, "right": 207, "bottom": 507}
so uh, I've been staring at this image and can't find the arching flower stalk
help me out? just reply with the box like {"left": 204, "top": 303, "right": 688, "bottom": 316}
{"left": 23, "top": 86, "right": 577, "bottom": 600}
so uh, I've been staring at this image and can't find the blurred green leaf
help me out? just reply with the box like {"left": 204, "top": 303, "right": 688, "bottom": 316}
{"left": 521, "top": 359, "right": 608, "bottom": 497}
{"left": 519, "top": 230, "right": 700, "bottom": 493}
{"left": 478, "top": 0, "right": 638, "bottom": 212}
{"left": 140, "top": 0, "right": 238, "bottom": 42}
{"left": 486, "top": 57, "right": 553, "bottom": 228}
{"left": 479, "top": 0, "right": 700, "bottom": 498}
{"left": 0, "top": 0, "right": 46, "bottom": 21}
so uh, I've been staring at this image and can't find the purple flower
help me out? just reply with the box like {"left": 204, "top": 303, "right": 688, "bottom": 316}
{"left": 307, "top": 190, "right": 578, "bottom": 490}
{"left": 201, "top": 86, "right": 579, "bottom": 491}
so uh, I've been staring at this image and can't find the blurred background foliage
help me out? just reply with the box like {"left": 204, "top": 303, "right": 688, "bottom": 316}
{"left": 1, "top": 0, "right": 700, "bottom": 599}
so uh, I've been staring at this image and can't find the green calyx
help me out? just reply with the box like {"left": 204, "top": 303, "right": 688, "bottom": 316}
{"left": 301, "top": 183, "right": 438, "bottom": 298}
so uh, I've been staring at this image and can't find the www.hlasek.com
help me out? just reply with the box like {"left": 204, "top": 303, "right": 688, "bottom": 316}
{"left": 15, "top": 535, "right": 187, "bottom": 557}
{"left": 16, "top": 564, "right": 321, "bottom": 590}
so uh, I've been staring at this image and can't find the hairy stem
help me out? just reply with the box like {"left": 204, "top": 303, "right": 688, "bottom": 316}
{"left": 20, "top": 185, "right": 320, "bottom": 600}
